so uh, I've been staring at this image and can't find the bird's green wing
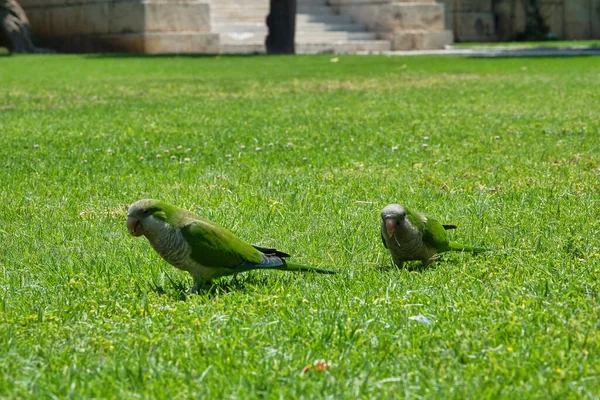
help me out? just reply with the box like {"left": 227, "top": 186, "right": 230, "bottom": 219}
{"left": 421, "top": 216, "right": 452, "bottom": 252}
{"left": 180, "top": 219, "right": 264, "bottom": 268}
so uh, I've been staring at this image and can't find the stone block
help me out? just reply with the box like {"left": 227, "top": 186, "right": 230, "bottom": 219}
{"left": 458, "top": 0, "right": 492, "bottom": 12}
{"left": 564, "top": 1, "right": 592, "bottom": 39}
{"left": 593, "top": 0, "right": 600, "bottom": 38}
{"left": 62, "top": 32, "right": 221, "bottom": 54}
{"left": 329, "top": 0, "right": 391, "bottom": 4}
{"left": 143, "top": 32, "right": 219, "bottom": 54}
{"left": 24, "top": 0, "right": 211, "bottom": 36}
{"left": 422, "top": 29, "right": 453, "bottom": 48}
{"left": 436, "top": 0, "right": 454, "bottom": 30}
{"left": 491, "top": 0, "right": 599, "bottom": 41}
{"left": 144, "top": 2, "right": 210, "bottom": 33}
{"left": 24, "top": 1, "right": 148, "bottom": 36}
{"left": 437, "top": 0, "right": 492, "bottom": 12}
{"left": 219, "top": 43, "right": 266, "bottom": 54}
{"left": 20, "top": 0, "right": 103, "bottom": 6}
{"left": 452, "top": 11, "right": 496, "bottom": 41}
{"left": 21, "top": 0, "right": 214, "bottom": 53}
{"left": 391, "top": 29, "right": 452, "bottom": 50}
{"left": 330, "top": 0, "right": 448, "bottom": 32}
{"left": 99, "top": 32, "right": 145, "bottom": 52}
{"left": 333, "top": 4, "right": 384, "bottom": 32}
{"left": 538, "top": 1, "right": 565, "bottom": 37}
{"left": 296, "top": 40, "right": 391, "bottom": 54}
{"left": 385, "top": 3, "right": 446, "bottom": 32}
{"left": 492, "top": 0, "right": 523, "bottom": 40}
{"left": 25, "top": 2, "right": 112, "bottom": 36}
{"left": 109, "top": 2, "right": 145, "bottom": 34}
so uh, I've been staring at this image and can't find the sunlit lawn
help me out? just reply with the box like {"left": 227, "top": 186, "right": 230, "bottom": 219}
{"left": 0, "top": 53, "right": 599, "bottom": 398}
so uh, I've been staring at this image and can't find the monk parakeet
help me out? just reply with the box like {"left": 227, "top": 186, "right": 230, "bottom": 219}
{"left": 381, "top": 204, "right": 493, "bottom": 268}
{"left": 127, "top": 199, "right": 337, "bottom": 293}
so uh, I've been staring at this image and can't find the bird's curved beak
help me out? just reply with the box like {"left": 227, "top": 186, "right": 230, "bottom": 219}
{"left": 385, "top": 218, "right": 397, "bottom": 237}
{"left": 127, "top": 216, "right": 144, "bottom": 237}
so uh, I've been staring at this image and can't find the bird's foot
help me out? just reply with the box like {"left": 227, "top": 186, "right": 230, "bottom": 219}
{"left": 180, "top": 278, "right": 212, "bottom": 300}
{"left": 189, "top": 281, "right": 200, "bottom": 295}
{"left": 393, "top": 261, "right": 404, "bottom": 270}
{"left": 424, "top": 254, "right": 441, "bottom": 267}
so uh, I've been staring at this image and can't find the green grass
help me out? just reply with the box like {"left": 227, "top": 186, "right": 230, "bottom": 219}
{"left": 0, "top": 53, "right": 599, "bottom": 398}
{"left": 454, "top": 40, "right": 600, "bottom": 49}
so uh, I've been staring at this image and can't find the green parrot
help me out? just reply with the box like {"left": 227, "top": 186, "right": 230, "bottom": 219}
{"left": 127, "top": 199, "right": 337, "bottom": 293}
{"left": 380, "top": 204, "right": 493, "bottom": 268}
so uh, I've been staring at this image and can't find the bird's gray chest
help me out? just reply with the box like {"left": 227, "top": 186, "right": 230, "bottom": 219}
{"left": 147, "top": 229, "right": 215, "bottom": 279}
{"left": 383, "top": 223, "right": 432, "bottom": 262}
{"left": 149, "top": 230, "right": 193, "bottom": 270}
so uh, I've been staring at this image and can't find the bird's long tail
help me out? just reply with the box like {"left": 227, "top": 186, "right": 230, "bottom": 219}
{"left": 283, "top": 261, "right": 338, "bottom": 274}
{"left": 234, "top": 256, "right": 338, "bottom": 274}
{"left": 449, "top": 241, "right": 495, "bottom": 253}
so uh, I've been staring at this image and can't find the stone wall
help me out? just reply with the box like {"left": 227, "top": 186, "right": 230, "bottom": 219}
{"left": 437, "top": 0, "right": 600, "bottom": 41}
{"left": 19, "top": 0, "right": 218, "bottom": 53}
{"left": 328, "top": 0, "right": 454, "bottom": 50}
{"left": 539, "top": 0, "right": 600, "bottom": 40}
{"left": 437, "top": 0, "right": 496, "bottom": 41}
{"left": 17, "top": 0, "right": 600, "bottom": 52}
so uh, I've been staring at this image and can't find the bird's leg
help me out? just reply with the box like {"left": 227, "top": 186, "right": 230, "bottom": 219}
{"left": 424, "top": 254, "right": 441, "bottom": 267}
{"left": 232, "top": 272, "right": 248, "bottom": 290}
{"left": 190, "top": 280, "right": 199, "bottom": 295}
{"left": 180, "top": 279, "right": 202, "bottom": 301}
{"left": 189, "top": 277, "right": 212, "bottom": 295}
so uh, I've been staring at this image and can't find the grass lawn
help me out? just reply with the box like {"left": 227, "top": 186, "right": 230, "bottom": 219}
{"left": 0, "top": 53, "right": 599, "bottom": 398}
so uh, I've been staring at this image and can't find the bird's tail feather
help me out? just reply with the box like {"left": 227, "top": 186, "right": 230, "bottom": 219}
{"left": 449, "top": 241, "right": 495, "bottom": 253}
{"left": 234, "top": 256, "right": 337, "bottom": 274}
{"left": 283, "top": 261, "right": 338, "bottom": 274}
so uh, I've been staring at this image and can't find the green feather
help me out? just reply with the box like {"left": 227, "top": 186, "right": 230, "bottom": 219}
{"left": 181, "top": 220, "right": 264, "bottom": 269}
{"left": 128, "top": 199, "right": 337, "bottom": 291}
{"left": 380, "top": 203, "right": 495, "bottom": 269}
{"left": 421, "top": 215, "right": 452, "bottom": 252}
{"left": 449, "top": 242, "right": 495, "bottom": 253}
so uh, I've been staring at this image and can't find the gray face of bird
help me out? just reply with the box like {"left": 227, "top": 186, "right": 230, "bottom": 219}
{"left": 381, "top": 204, "right": 408, "bottom": 238}
{"left": 127, "top": 200, "right": 166, "bottom": 239}
{"left": 127, "top": 207, "right": 146, "bottom": 237}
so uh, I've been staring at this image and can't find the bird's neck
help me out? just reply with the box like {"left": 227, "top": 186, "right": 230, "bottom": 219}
{"left": 146, "top": 224, "right": 191, "bottom": 267}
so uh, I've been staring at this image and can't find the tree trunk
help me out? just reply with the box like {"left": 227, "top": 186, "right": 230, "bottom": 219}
{"left": 266, "top": 0, "right": 296, "bottom": 54}
{"left": 0, "top": 0, "right": 48, "bottom": 53}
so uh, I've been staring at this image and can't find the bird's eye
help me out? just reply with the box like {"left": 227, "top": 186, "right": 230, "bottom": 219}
{"left": 143, "top": 209, "right": 149, "bottom": 215}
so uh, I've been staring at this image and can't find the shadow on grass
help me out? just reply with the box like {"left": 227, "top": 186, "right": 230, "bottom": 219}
{"left": 466, "top": 47, "right": 600, "bottom": 59}
{"left": 82, "top": 53, "right": 283, "bottom": 60}
{"left": 376, "top": 262, "right": 429, "bottom": 273}
{"left": 147, "top": 272, "right": 272, "bottom": 301}
{"left": 377, "top": 258, "right": 452, "bottom": 273}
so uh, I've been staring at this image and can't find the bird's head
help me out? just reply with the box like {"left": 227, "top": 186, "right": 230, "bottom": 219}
{"left": 127, "top": 199, "right": 170, "bottom": 238}
{"left": 381, "top": 204, "right": 408, "bottom": 238}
